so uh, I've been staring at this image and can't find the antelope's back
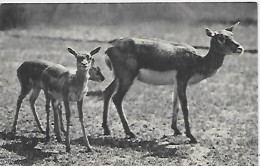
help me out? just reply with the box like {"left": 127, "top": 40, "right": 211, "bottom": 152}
{"left": 17, "top": 60, "right": 54, "bottom": 83}
{"left": 107, "top": 37, "right": 201, "bottom": 71}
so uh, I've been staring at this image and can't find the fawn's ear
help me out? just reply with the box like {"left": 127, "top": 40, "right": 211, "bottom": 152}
{"left": 225, "top": 22, "right": 240, "bottom": 32}
{"left": 206, "top": 28, "right": 215, "bottom": 37}
{"left": 68, "top": 48, "right": 78, "bottom": 57}
{"left": 90, "top": 47, "right": 101, "bottom": 56}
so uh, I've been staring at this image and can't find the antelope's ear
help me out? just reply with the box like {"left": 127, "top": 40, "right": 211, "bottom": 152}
{"left": 206, "top": 28, "right": 215, "bottom": 37}
{"left": 225, "top": 22, "right": 240, "bottom": 32}
{"left": 68, "top": 48, "right": 78, "bottom": 57}
{"left": 90, "top": 47, "right": 101, "bottom": 56}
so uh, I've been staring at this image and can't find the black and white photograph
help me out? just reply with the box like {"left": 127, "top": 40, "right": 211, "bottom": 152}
{"left": 0, "top": 1, "right": 257, "bottom": 165}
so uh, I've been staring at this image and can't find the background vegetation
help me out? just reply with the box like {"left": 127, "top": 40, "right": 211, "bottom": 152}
{"left": 0, "top": 3, "right": 257, "bottom": 28}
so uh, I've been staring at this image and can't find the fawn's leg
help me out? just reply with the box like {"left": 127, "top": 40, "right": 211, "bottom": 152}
{"left": 44, "top": 92, "right": 51, "bottom": 141}
{"left": 64, "top": 99, "right": 71, "bottom": 152}
{"left": 29, "top": 88, "right": 45, "bottom": 134}
{"left": 77, "top": 98, "right": 92, "bottom": 152}
{"left": 51, "top": 99, "right": 62, "bottom": 142}
{"left": 12, "top": 85, "right": 31, "bottom": 133}
{"left": 57, "top": 102, "right": 66, "bottom": 134}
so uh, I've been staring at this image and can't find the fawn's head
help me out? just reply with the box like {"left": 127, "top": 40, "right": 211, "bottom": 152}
{"left": 206, "top": 22, "right": 244, "bottom": 55}
{"left": 88, "top": 66, "right": 105, "bottom": 82}
{"left": 67, "top": 47, "right": 105, "bottom": 82}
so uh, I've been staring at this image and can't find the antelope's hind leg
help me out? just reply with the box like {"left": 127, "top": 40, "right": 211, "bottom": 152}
{"left": 12, "top": 84, "right": 31, "bottom": 134}
{"left": 102, "top": 78, "right": 117, "bottom": 135}
{"left": 29, "top": 88, "right": 45, "bottom": 134}
{"left": 42, "top": 85, "right": 52, "bottom": 142}
{"left": 112, "top": 74, "right": 136, "bottom": 138}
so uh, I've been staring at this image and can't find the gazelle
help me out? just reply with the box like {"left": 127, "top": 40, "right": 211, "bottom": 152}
{"left": 41, "top": 47, "right": 103, "bottom": 152}
{"left": 102, "top": 22, "right": 243, "bottom": 143}
{"left": 12, "top": 49, "right": 104, "bottom": 145}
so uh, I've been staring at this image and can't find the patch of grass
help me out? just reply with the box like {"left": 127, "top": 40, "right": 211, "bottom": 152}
{"left": 0, "top": 24, "right": 257, "bottom": 165}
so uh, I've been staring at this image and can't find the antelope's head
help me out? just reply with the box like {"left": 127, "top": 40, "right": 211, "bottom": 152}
{"left": 67, "top": 47, "right": 105, "bottom": 82}
{"left": 206, "top": 22, "right": 244, "bottom": 55}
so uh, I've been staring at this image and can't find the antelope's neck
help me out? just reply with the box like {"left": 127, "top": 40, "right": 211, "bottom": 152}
{"left": 66, "top": 69, "right": 89, "bottom": 101}
{"left": 200, "top": 49, "right": 226, "bottom": 76}
{"left": 75, "top": 69, "right": 89, "bottom": 86}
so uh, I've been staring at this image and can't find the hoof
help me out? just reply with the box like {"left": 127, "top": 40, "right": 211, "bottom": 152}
{"left": 104, "top": 129, "right": 111, "bottom": 136}
{"left": 45, "top": 136, "right": 50, "bottom": 142}
{"left": 189, "top": 139, "right": 198, "bottom": 144}
{"left": 6, "top": 131, "right": 16, "bottom": 140}
{"left": 174, "top": 130, "right": 182, "bottom": 136}
{"left": 56, "top": 137, "right": 62, "bottom": 143}
{"left": 87, "top": 147, "right": 92, "bottom": 152}
{"left": 11, "top": 128, "right": 16, "bottom": 135}
{"left": 186, "top": 133, "right": 197, "bottom": 144}
{"left": 40, "top": 130, "right": 45, "bottom": 134}
{"left": 80, "top": 146, "right": 92, "bottom": 153}
{"left": 61, "top": 130, "right": 67, "bottom": 135}
{"left": 127, "top": 132, "right": 136, "bottom": 139}
{"left": 66, "top": 146, "right": 71, "bottom": 153}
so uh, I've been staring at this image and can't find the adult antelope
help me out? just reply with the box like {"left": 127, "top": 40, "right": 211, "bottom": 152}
{"left": 102, "top": 22, "right": 243, "bottom": 143}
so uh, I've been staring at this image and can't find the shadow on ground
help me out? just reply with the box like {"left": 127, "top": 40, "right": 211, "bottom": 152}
{"left": 73, "top": 135, "right": 189, "bottom": 158}
{"left": 0, "top": 130, "right": 189, "bottom": 163}
{"left": 0, "top": 131, "right": 52, "bottom": 165}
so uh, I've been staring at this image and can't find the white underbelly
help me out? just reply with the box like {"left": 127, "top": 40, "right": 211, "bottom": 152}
{"left": 137, "top": 69, "right": 207, "bottom": 85}
{"left": 137, "top": 69, "right": 177, "bottom": 85}
{"left": 188, "top": 73, "right": 206, "bottom": 85}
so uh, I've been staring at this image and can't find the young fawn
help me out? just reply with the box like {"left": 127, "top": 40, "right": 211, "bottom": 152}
{"left": 102, "top": 22, "right": 243, "bottom": 143}
{"left": 41, "top": 47, "right": 103, "bottom": 152}
{"left": 12, "top": 48, "right": 104, "bottom": 150}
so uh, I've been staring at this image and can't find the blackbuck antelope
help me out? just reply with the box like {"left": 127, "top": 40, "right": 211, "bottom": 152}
{"left": 103, "top": 22, "right": 243, "bottom": 143}
{"left": 41, "top": 47, "right": 103, "bottom": 152}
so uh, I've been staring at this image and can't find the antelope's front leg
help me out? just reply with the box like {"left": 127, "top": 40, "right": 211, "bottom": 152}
{"left": 177, "top": 79, "right": 197, "bottom": 143}
{"left": 77, "top": 98, "right": 92, "bottom": 152}
{"left": 52, "top": 99, "right": 62, "bottom": 143}
{"left": 57, "top": 103, "right": 66, "bottom": 135}
{"left": 44, "top": 93, "right": 51, "bottom": 142}
{"left": 64, "top": 99, "right": 71, "bottom": 152}
{"left": 171, "top": 85, "right": 181, "bottom": 136}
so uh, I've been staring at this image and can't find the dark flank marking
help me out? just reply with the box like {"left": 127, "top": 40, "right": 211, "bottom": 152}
{"left": 107, "top": 38, "right": 219, "bottom": 78}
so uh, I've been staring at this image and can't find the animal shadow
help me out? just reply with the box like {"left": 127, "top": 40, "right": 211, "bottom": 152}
{"left": 0, "top": 131, "right": 53, "bottom": 165}
{"left": 73, "top": 135, "right": 190, "bottom": 158}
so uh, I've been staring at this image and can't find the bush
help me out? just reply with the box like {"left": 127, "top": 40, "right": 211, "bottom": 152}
{"left": 0, "top": 4, "right": 27, "bottom": 30}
